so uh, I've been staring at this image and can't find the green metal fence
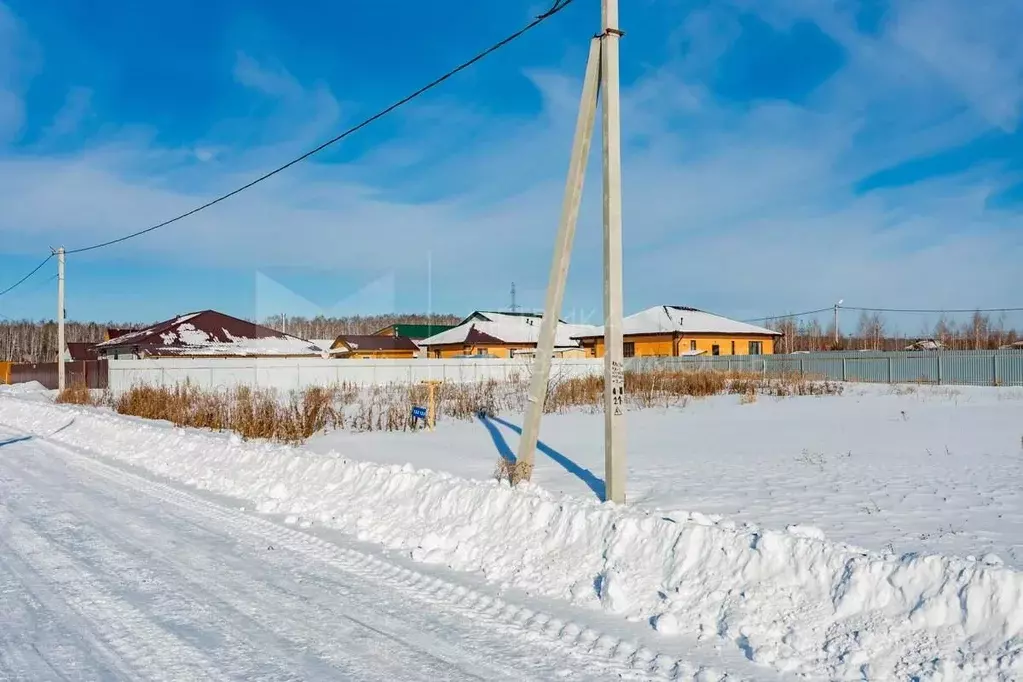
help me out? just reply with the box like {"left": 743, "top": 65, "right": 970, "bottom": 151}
{"left": 624, "top": 349, "right": 1023, "bottom": 386}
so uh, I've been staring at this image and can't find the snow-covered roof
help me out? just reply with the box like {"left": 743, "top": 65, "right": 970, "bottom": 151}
{"left": 419, "top": 311, "right": 599, "bottom": 348}
{"left": 155, "top": 326, "right": 324, "bottom": 356}
{"left": 94, "top": 310, "right": 324, "bottom": 357}
{"left": 572, "top": 306, "right": 781, "bottom": 339}
{"left": 905, "top": 339, "right": 945, "bottom": 351}
{"left": 309, "top": 339, "right": 338, "bottom": 351}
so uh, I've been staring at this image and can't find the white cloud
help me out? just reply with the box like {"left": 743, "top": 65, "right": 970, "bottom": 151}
{"left": 0, "top": 0, "right": 33, "bottom": 142}
{"left": 0, "top": 0, "right": 1020, "bottom": 320}
{"left": 44, "top": 86, "right": 93, "bottom": 138}
{"left": 889, "top": 0, "right": 1023, "bottom": 131}
{"left": 233, "top": 52, "right": 303, "bottom": 98}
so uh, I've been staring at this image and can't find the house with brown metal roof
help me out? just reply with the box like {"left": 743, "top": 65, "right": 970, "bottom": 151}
{"left": 104, "top": 328, "right": 133, "bottom": 341}
{"left": 93, "top": 310, "right": 324, "bottom": 359}
{"left": 327, "top": 335, "right": 419, "bottom": 359}
{"left": 60, "top": 342, "right": 99, "bottom": 362}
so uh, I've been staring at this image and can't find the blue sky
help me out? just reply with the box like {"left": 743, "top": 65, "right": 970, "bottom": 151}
{"left": 0, "top": 0, "right": 1020, "bottom": 330}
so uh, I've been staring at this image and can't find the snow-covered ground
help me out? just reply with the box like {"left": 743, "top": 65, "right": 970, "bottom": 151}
{"left": 310, "top": 383, "right": 1023, "bottom": 568}
{"left": 0, "top": 420, "right": 748, "bottom": 681}
{"left": 2, "top": 382, "right": 1022, "bottom": 680}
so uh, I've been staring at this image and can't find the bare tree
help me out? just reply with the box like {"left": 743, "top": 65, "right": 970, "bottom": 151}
{"left": 1, "top": 313, "right": 462, "bottom": 362}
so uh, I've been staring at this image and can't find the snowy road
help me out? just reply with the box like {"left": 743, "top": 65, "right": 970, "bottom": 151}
{"left": 0, "top": 427, "right": 665, "bottom": 682}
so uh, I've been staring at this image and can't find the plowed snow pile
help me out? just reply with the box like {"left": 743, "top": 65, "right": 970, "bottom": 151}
{"left": 2, "top": 394, "right": 1021, "bottom": 680}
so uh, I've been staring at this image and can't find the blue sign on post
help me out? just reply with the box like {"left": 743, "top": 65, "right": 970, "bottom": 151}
{"left": 412, "top": 406, "right": 427, "bottom": 421}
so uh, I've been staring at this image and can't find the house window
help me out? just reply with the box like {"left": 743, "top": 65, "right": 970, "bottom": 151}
{"left": 477, "top": 348, "right": 487, "bottom": 356}
{"left": 749, "top": 341, "right": 763, "bottom": 355}
{"left": 731, "top": 340, "right": 736, "bottom": 355}
{"left": 591, "top": 346, "right": 598, "bottom": 357}
{"left": 623, "top": 342, "right": 635, "bottom": 358}
{"left": 689, "top": 340, "right": 697, "bottom": 351}
{"left": 712, "top": 345, "right": 720, "bottom": 356}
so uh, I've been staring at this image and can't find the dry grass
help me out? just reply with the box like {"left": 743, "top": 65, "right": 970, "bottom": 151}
{"left": 544, "top": 370, "right": 842, "bottom": 412}
{"left": 112, "top": 369, "right": 843, "bottom": 444}
{"left": 55, "top": 382, "right": 106, "bottom": 406}
{"left": 114, "top": 382, "right": 349, "bottom": 444}
{"left": 493, "top": 457, "right": 533, "bottom": 486}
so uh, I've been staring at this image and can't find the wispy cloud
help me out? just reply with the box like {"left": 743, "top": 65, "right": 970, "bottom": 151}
{"left": 43, "top": 86, "right": 93, "bottom": 138}
{"left": 0, "top": 0, "right": 1020, "bottom": 320}
{"left": 233, "top": 52, "right": 304, "bottom": 99}
{"left": 0, "top": 0, "right": 33, "bottom": 141}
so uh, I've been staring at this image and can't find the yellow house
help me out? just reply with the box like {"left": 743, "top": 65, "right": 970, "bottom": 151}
{"left": 572, "top": 305, "right": 781, "bottom": 358}
{"left": 418, "top": 311, "right": 598, "bottom": 359}
{"left": 328, "top": 334, "right": 419, "bottom": 359}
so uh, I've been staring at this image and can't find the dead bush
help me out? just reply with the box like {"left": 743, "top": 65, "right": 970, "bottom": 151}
{"left": 55, "top": 382, "right": 103, "bottom": 406}
{"left": 492, "top": 458, "right": 533, "bottom": 486}
{"left": 111, "top": 368, "right": 843, "bottom": 444}
{"left": 114, "top": 382, "right": 349, "bottom": 444}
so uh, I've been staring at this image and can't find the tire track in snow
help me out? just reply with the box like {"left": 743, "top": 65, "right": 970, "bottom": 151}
{"left": 17, "top": 427, "right": 729, "bottom": 682}
{"left": 0, "top": 512, "right": 226, "bottom": 682}
{"left": 0, "top": 451, "right": 339, "bottom": 682}
{"left": 0, "top": 438, "right": 499, "bottom": 682}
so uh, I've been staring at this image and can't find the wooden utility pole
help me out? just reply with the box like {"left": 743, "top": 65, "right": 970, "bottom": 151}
{"left": 422, "top": 379, "right": 442, "bottom": 430}
{"left": 515, "top": 37, "right": 601, "bottom": 482}
{"left": 517, "top": 0, "right": 627, "bottom": 504}
{"left": 56, "top": 247, "right": 66, "bottom": 391}
{"left": 601, "top": 0, "right": 626, "bottom": 504}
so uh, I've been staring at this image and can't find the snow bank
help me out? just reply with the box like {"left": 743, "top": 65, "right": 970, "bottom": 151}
{"left": 2, "top": 397, "right": 1021, "bottom": 680}
{"left": 0, "top": 380, "right": 49, "bottom": 394}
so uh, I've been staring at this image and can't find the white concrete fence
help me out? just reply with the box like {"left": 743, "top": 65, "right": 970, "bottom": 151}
{"left": 108, "top": 358, "right": 604, "bottom": 393}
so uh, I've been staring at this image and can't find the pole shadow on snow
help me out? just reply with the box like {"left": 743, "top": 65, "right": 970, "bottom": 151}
{"left": 477, "top": 413, "right": 516, "bottom": 463}
{"left": 476, "top": 413, "right": 605, "bottom": 500}
{"left": 0, "top": 435, "right": 33, "bottom": 448}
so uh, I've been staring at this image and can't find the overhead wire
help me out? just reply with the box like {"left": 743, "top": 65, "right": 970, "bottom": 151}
{"left": 745, "top": 304, "right": 1023, "bottom": 324}
{"left": 0, "top": 254, "right": 54, "bottom": 299}
{"left": 0, "top": 0, "right": 579, "bottom": 302}
{"left": 743, "top": 307, "right": 832, "bottom": 323}
{"left": 64, "top": 0, "right": 579, "bottom": 255}
{"left": 842, "top": 305, "right": 1023, "bottom": 314}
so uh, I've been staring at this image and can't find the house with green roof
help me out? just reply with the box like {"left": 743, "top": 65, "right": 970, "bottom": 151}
{"left": 372, "top": 323, "right": 456, "bottom": 341}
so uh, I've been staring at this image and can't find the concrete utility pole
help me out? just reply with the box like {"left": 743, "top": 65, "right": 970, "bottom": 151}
{"left": 834, "top": 299, "right": 843, "bottom": 347}
{"left": 56, "top": 247, "right": 66, "bottom": 391}
{"left": 516, "top": 37, "right": 601, "bottom": 482}
{"left": 516, "top": 0, "right": 627, "bottom": 504}
{"left": 601, "top": 0, "right": 626, "bottom": 504}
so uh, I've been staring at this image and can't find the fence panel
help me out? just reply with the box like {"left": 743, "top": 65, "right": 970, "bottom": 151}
{"left": 105, "top": 358, "right": 605, "bottom": 393}
{"left": 86, "top": 351, "right": 1023, "bottom": 394}
{"left": 626, "top": 349, "right": 1023, "bottom": 387}
{"left": 7, "top": 360, "right": 108, "bottom": 390}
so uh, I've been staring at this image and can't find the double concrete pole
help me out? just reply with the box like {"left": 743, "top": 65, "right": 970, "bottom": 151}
{"left": 515, "top": 0, "right": 626, "bottom": 503}
{"left": 56, "top": 247, "right": 66, "bottom": 391}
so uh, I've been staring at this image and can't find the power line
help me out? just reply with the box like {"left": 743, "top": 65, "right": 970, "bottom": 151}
{"left": 843, "top": 306, "right": 1023, "bottom": 314}
{"left": 0, "top": 254, "right": 53, "bottom": 299}
{"left": 746, "top": 304, "right": 1023, "bottom": 324}
{"left": 744, "top": 307, "right": 832, "bottom": 323}
{"left": 65, "top": 0, "right": 579, "bottom": 255}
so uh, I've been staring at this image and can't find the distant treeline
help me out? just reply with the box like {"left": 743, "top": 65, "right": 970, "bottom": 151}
{"left": 0, "top": 314, "right": 461, "bottom": 363}
{"left": 768, "top": 311, "right": 1021, "bottom": 353}
{"left": 4, "top": 310, "right": 1019, "bottom": 363}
